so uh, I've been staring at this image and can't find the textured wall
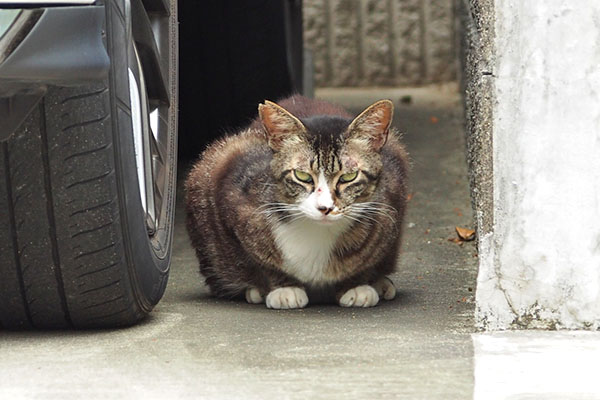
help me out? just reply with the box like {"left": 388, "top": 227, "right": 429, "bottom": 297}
{"left": 459, "top": 0, "right": 494, "bottom": 238}
{"left": 303, "top": 0, "right": 458, "bottom": 87}
{"left": 472, "top": 0, "right": 600, "bottom": 330}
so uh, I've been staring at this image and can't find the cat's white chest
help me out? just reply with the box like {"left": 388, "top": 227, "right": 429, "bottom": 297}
{"left": 272, "top": 219, "right": 350, "bottom": 286}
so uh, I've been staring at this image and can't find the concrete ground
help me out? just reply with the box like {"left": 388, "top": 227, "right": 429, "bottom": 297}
{"left": 1, "top": 86, "right": 480, "bottom": 399}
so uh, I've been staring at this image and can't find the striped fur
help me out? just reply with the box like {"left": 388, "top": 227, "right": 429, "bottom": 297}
{"left": 185, "top": 95, "right": 409, "bottom": 305}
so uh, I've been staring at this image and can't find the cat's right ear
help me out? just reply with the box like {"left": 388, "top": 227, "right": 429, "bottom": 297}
{"left": 259, "top": 100, "right": 307, "bottom": 151}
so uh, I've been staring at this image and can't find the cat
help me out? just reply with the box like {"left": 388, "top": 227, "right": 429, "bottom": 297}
{"left": 185, "top": 95, "right": 409, "bottom": 309}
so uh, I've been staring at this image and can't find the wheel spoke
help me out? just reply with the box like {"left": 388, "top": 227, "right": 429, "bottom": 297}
{"left": 149, "top": 106, "right": 168, "bottom": 163}
{"left": 150, "top": 123, "right": 165, "bottom": 216}
{"left": 129, "top": 0, "right": 173, "bottom": 241}
{"left": 131, "top": 0, "right": 169, "bottom": 105}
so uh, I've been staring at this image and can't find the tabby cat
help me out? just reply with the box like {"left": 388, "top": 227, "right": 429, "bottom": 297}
{"left": 185, "top": 95, "right": 409, "bottom": 309}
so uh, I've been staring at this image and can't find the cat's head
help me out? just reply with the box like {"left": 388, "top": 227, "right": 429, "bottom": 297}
{"left": 258, "top": 99, "right": 393, "bottom": 224}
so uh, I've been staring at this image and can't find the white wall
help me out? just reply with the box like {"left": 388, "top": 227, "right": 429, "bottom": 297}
{"left": 476, "top": 0, "right": 600, "bottom": 329}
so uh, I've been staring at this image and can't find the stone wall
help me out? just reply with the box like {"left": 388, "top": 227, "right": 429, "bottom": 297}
{"left": 303, "top": 0, "right": 458, "bottom": 87}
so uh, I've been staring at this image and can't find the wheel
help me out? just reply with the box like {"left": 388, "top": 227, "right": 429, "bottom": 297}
{"left": 0, "top": 0, "right": 178, "bottom": 329}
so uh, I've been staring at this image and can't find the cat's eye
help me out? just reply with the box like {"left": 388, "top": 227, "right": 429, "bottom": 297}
{"left": 294, "top": 170, "right": 313, "bottom": 183}
{"left": 339, "top": 171, "right": 358, "bottom": 183}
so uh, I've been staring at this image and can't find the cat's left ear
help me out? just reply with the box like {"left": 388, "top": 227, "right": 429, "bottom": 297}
{"left": 259, "top": 100, "right": 307, "bottom": 151}
{"left": 346, "top": 100, "right": 393, "bottom": 151}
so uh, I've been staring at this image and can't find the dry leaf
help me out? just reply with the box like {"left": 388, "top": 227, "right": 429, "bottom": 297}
{"left": 406, "top": 193, "right": 414, "bottom": 202}
{"left": 455, "top": 226, "right": 476, "bottom": 241}
{"left": 448, "top": 237, "right": 464, "bottom": 245}
{"left": 430, "top": 116, "right": 439, "bottom": 124}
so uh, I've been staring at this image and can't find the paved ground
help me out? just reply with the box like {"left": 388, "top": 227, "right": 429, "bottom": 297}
{"left": 0, "top": 86, "right": 480, "bottom": 399}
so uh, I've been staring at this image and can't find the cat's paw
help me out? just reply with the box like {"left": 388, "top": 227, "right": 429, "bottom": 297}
{"left": 265, "top": 287, "right": 308, "bottom": 309}
{"left": 372, "top": 277, "right": 396, "bottom": 300}
{"left": 245, "top": 287, "right": 264, "bottom": 304}
{"left": 339, "top": 285, "right": 379, "bottom": 308}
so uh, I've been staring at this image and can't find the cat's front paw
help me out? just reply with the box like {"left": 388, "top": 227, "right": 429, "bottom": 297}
{"left": 372, "top": 277, "right": 396, "bottom": 300}
{"left": 339, "top": 285, "right": 379, "bottom": 308}
{"left": 245, "top": 287, "right": 264, "bottom": 304}
{"left": 266, "top": 287, "right": 308, "bottom": 309}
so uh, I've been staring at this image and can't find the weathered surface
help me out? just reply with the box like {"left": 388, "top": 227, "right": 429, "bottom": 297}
{"left": 469, "top": 0, "right": 600, "bottom": 330}
{"left": 304, "top": 0, "right": 458, "bottom": 87}
{"left": 458, "top": 0, "right": 494, "bottom": 237}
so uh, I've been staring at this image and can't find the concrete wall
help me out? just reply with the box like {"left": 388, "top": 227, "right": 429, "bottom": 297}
{"left": 458, "top": 0, "right": 494, "bottom": 239}
{"left": 463, "top": 0, "right": 600, "bottom": 330}
{"left": 303, "top": 0, "right": 458, "bottom": 87}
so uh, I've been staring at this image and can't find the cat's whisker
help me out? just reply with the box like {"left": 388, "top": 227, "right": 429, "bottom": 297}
{"left": 350, "top": 212, "right": 383, "bottom": 228}
{"left": 286, "top": 214, "right": 307, "bottom": 224}
{"left": 342, "top": 213, "right": 362, "bottom": 225}
{"left": 273, "top": 212, "right": 305, "bottom": 224}
{"left": 349, "top": 204, "right": 397, "bottom": 224}
{"left": 348, "top": 207, "right": 394, "bottom": 227}
{"left": 353, "top": 200, "right": 393, "bottom": 207}
{"left": 361, "top": 210, "right": 396, "bottom": 223}
{"left": 358, "top": 201, "right": 398, "bottom": 211}
{"left": 353, "top": 208, "right": 398, "bottom": 219}
{"left": 263, "top": 209, "right": 297, "bottom": 218}
{"left": 255, "top": 202, "right": 293, "bottom": 212}
{"left": 255, "top": 203, "right": 301, "bottom": 218}
{"left": 259, "top": 207, "right": 298, "bottom": 215}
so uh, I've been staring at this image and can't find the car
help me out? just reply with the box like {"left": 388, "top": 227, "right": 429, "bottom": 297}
{"left": 1, "top": 0, "right": 305, "bottom": 329}
{"left": 0, "top": 0, "right": 178, "bottom": 329}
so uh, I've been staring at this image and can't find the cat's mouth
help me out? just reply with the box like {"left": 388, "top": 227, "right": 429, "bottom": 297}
{"left": 305, "top": 210, "right": 344, "bottom": 225}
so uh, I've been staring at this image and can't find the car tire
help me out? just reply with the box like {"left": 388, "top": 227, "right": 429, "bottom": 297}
{"left": 0, "top": 0, "right": 178, "bottom": 329}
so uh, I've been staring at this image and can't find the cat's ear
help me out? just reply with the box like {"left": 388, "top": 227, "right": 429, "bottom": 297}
{"left": 258, "top": 100, "right": 307, "bottom": 151}
{"left": 346, "top": 100, "right": 393, "bottom": 151}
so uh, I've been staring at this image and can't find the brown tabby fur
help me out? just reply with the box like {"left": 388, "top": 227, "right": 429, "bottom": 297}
{"left": 185, "top": 95, "right": 409, "bottom": 303}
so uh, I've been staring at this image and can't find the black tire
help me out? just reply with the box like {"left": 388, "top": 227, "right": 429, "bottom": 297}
{"left": 0, "top": 0, "right": 178, "bottom": 329}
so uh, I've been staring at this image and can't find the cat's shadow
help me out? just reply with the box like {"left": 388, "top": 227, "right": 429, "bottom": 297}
{"left": 180, "top": 288, "right": 421, "bottom": 312}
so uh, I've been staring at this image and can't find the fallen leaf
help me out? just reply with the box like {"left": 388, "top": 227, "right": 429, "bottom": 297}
{"left": 448, "top": 237, "right": 464, "bottom": 246}
{"left": 430, "top": 116, "right": 439, "bottom": 124}
{"left": 406, "top": 193, "right": 414, "bottom": 202}
{"left": 455, "top": 226, "right": 476, "bottom": 241}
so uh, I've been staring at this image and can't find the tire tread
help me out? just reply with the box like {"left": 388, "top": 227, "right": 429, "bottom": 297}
{"left": 0, "top": 0, "right": 176, "bottom": 329}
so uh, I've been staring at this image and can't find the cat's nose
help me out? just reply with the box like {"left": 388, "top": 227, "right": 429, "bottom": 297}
{"left": 317, "top": 206, "right": 333, "bottom": 215}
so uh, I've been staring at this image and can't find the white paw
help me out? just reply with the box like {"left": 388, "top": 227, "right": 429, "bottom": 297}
{"left": 245, "top": 287, "right": 264, "bottom": 304}
{"left": 266, "top": 287, "right": 308, "bottom": 309}
{"left": 339, "top": 285, "right": 379, "bottom": 308}
{"left": 372, "top": 277, "right": 396, "bottom": 300}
